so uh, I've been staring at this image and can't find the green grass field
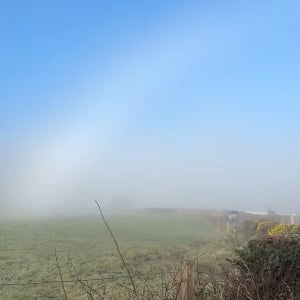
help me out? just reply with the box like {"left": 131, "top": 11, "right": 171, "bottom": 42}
{"left": 0, "top": 213, "right": 227, "bottom": 299}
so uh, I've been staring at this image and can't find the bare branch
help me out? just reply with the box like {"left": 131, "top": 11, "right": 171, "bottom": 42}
{"left": 94, "top": 200, "right": 139, "bottom": 300}
{"left": 54, "top": 248, "right": 68, "bottom": 300}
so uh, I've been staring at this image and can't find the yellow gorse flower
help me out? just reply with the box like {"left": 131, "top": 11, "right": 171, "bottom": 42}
{"left": 269, "top": 224, "right": 300, "bottom": 235}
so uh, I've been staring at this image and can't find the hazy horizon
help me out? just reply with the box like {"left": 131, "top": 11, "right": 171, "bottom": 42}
{"left": 1, "top": 1, "right": 300, "bottom": 217}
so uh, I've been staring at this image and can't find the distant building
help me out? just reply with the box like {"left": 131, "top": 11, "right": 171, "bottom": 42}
{"left": 226, "top": 210, "right": 242, "bottom": 225}
{"left": 246, "top": 211, "right": 299, "bottom": 225}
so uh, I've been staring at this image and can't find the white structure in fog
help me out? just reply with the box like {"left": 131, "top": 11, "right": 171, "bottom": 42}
{"left": 247, "top": 211, "right": 297, "bottom": 225}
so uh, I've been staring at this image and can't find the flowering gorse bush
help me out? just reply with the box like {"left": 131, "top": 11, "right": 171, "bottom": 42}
{"left": 269, "top": 224, "right": 300, "bottom": 235}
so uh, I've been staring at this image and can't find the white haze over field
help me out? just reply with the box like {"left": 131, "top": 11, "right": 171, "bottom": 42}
{"left": 1, "top": 2, "right": 300, "bottom": 217}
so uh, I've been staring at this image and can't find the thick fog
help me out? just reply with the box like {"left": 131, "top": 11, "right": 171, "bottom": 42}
{"left": 1, "top": 1, "right": 300, "bottom": 217}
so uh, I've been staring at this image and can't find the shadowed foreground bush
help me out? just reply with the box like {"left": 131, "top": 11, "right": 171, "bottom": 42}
{"left": 226, "top": 234, "right": 300, "bottom": 299}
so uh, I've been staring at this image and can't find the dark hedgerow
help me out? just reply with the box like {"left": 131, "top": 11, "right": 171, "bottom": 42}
{"left": 229, "top": 234, "right": 300, "bottom": 300}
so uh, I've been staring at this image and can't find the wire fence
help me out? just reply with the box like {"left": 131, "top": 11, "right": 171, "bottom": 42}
{"left": 0, "top": 271, "right": 177, "bottom": 287}
{"left": 0, "top": 260, "right": 210, "bottom": 300}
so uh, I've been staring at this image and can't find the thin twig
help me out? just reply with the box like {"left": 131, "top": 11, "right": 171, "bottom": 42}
{"left": 54, "top": 248, "right": 68, "bottom": 300}
{"left": 94, "top": 200, "right": 139, "bottom": 300}
{"left": 68, "top": 258, "right": 97, "bottom": 300}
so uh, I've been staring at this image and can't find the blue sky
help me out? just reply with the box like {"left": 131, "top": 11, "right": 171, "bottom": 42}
{"left": 1, "top": 1, "right": 300, "bottom": 215}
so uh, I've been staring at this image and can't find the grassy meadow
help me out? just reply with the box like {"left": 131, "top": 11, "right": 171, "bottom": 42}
{"left": 0, "top": 213, "right": 228, "bottom": 299}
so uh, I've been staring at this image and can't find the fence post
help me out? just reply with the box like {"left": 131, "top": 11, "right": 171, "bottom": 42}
{"left": 176, "top": 260, "right": 196, "bottom": 300}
